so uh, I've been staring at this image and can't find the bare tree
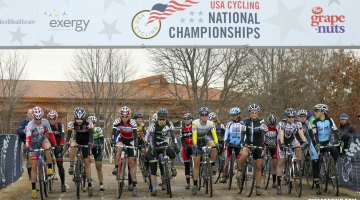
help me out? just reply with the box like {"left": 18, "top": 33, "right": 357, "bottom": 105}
{"left": 66, "top": 49, "right": 136, "bottom": 136}
{"left": 149, "top": 48, "right": 228, "bottom": 115}
{"left": 0, "top": 51, "right": 27, "bottom": 133}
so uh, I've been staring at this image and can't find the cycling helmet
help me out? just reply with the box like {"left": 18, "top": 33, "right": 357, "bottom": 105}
{"left": 94, "top": 127, "right": 103, "bottom": 134}
{"left": 248, "top": 103, "right": 260, "bottom": 112}
{"left": 307, "top": 111, "right": 313, "bottom": 120}
{"left": 229, "top": 107, "right": 241, "bottom": 115}
{"left": 268, "top": 114, "right": 277, "bottom": 125}
{"left": 87, "top": 115, "right": 97, "bottom": 123}
{"left": 297, "top": 109, "right": 307, "bottom": 116}
{"left": 183, "top": 112, "right": 193, "bottom": 120}
{"left": 157, "top": 108, "right": 168, "bottom": 118}
{"left": 119, "top": 106, "right": 131, "bottom": 116}
{"left": 74, "top": 107, "right": 86, "bottom": 120}
{"left": 152, "top": 112, "right": 158, "bottom": 123}
{"left": 133, "top": 113, "right": 144, "bottom": 119}
{"left": 208, "top": 112, "right": 217, "bottom": 121}
{"left": 32, "top": 106, "right": 44, "bottom": 120}
{"left": 314, "top": 104, "right": 328, "bottom": 113}
{"left": 357, "top": 113, "right": 360, "bottom": 118}
{"left": 198, "top": 106, "right": 210, "bottom": 115}
{"left": 47, "top": 110, "right": 58, "bottom": 119}
{"left": 285, "top": 108, "right": 297, "bottom": 117}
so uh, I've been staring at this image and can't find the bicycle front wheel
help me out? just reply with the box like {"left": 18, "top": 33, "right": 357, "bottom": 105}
{"left": 38, "top": 162, "right": 45, "bottom": 200}
{"left": 117, "top": 160, "right": 126, "bottom": 199}
{"left": 244, "top": 159, "right": 256, "bottom": 197}
{"left": 262, "top": 154, "right": 271, "bottom": 189}
{"left": 228, "top": 155, "right": 235, "bottom": 190}
{"left": 207, "top": 161, "right": 213, "bottom": 197}
{"left": 164, "top": 160, "right": 172, "bottom": 198}
{"left": 293, "top": 160, "right": 302, "bottom": 197}
{"left": 302, "top": 155, "right": 313, "bottom": 189}
{"left": 75, "top": 160, "right": 82, "bottom": 199}
{"left": 328, "top": 160, "right": 339, "bottom": 196}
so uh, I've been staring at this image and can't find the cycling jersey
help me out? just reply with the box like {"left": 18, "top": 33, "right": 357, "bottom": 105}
{"left": 180, "top": 124, "right": 193, "bottom": 161}
{"left": 312, "top": 117, "right": 337, "bottom": 143}
{"left": 264, "top": 125, "right": 278, "bottom": 147}
{"left": 180, "top": 124, "right": 192, "bottom": 147}
{"left": 136, "top": 123, "right": 146, "bottom": 138}
{"left": 192, "top": 119, "right": 218, "bottom": 145}
{"left": 112, "top": 118, "right": 137, "bottom": 144}
{"left": 277, "top": 119, "right": 302, "bottom": 144}
{"left": 26, "top": 119, "right": 56, "bottom": 148}
{"left": 243, "top": 118, "right": 266, "bottom": 147}
{"left": 224, "top": 120, "right": 246, "bottom": 146}
{"left": 149, "top": 120, "right": 177, "bottom": 148}
{"left": 50, "top": 122, "right": 65, "bottom": 146}
{"left": 72, "top": 121, "right": 94, "bottom": 143}
{"left": 93, "top": 127, "right": 104, "bottom": 145}
{"left": 214, "top": 123, "right": 225, "bottom": 142}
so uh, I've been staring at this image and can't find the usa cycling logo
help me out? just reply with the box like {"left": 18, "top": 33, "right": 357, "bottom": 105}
{"left": 310, "top": 6, "right": 345, "bottom": 33}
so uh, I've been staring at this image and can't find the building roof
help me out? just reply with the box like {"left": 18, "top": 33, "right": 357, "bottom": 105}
{"left": 1, "top": 75, "right": 222, "bottom": 101}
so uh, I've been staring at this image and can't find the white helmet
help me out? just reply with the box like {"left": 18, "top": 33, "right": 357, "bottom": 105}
{"left": 248, "top": 103, "right": 260, "bottom": 112}
{"left": 87, "top": 115, "right": 97, "bottom": 123}
{"left": 119, "top": 106, "right": 131, "bottom": 116}
{"left": 314, "top": 104, "right": 328, "bottom": 113}
{"left": 208, "top": 112, "right": 217, "bottom": 121}
{"left": 47, "top": 110, "right": 58, "bottom": 119}
{"left": 32, "top": 106, "right": 44, "bottom": 120}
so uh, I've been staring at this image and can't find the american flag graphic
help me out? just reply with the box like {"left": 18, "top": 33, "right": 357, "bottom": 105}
{"left": 147, "top": 0, "right": 199, "bottom": 24}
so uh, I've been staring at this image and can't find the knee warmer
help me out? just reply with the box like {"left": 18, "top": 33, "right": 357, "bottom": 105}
{"left": 150, "top": 162, "right": 157, "bottom": 176}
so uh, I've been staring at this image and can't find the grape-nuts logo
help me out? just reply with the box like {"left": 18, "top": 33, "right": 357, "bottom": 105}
{"left": 310, "top": 6, "right": 345, "bottom": 33}
{"left": 132, "top": 10, "right": 161, "bottom": 39}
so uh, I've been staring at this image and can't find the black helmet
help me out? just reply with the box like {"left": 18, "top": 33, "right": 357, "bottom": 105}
{"left": 284, "top": 108, "right": 296, "bottom": 117}
{"left": 198, "top": 106, "right": 210, "bottom": 115}
{"left": 157, "top": 108, "right": 168, "bottom": 118}
{"left": 133, "top": 113, "right": 144, "bottom": 119}
{"left": 74, "top": 107, "right": 86, "bottom": 120}
{"left": 268, "top": 114, "right": 277, "bottom": 125}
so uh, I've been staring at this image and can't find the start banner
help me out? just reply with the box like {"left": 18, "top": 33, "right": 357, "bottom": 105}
{"left": 0, "top": 0, "right": 358, "bottom": 48}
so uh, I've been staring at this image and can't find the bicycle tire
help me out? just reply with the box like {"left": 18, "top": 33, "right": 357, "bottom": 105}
{"left": 228, "top": 154, "right": 234, "bottom": 190}
{"left": 75, "top": 160, "right": 82, "bottom": 199}
{"left": 198, "top": 164, "right": 203, "bottom": 191}
{"left": 213, "top": 155, "right": 223, "bottom": 184}
{"left": 285, "top": 158, "right": 292, "bottom": 194}
{"left": 302, "top": 155, "right": 312, "bottom": 189}
{"left": 262, "top": 153, "right": 271, "bottom": 189}
{"left": 208, "top": 160, "right": 213, "bottom": 197}
{"left": 321, "top": 156, "right": 329, "bottom": 193}
{"left": 43, "top": 163, "right": 49, "bottom": 198}
{"left": 38, "top": 162, "right": 45, "bottom": 200}
{"left": 245, "top": 158, "right": 255, "bottom": 197}
{"left": 293, "top": 160, "right": 302, "bottom": 197}
{"left": 328, "top": 160, "right": 339, "bottom": 196}
{"left": 164, "top": 160, "right": 172, "bottom": 198}
{"left": 238, "top": 162, "right": 246, "bottom": 194}
{"left": 117, "top": 159, "right": 126, "bottom": 199}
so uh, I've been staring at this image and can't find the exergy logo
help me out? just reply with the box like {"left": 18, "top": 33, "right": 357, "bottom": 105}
{"left": 45, "top": 9, "right": 90, "bottom": 32}
{"left": 310, "top": 6, "right": 345, "bottom": 33}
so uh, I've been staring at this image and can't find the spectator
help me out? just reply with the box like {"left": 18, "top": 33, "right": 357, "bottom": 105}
{"left": 17, "top": 108, "right": 33, "bottom": 179}
{"left": 339, "top": 113, "right": 357, "bottom": 151}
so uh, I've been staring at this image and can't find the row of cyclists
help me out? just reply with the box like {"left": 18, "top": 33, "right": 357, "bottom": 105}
{"left": 20, "top": 102, "right": 343, "bottom": 199}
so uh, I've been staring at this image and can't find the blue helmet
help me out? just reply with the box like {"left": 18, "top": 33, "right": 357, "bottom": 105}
{"left": 229, "top": 107, "right": 241, "bottom": 115}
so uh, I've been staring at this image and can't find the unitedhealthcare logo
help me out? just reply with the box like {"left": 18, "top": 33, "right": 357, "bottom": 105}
{"left": 44, "top": 9, "right": 90, "bottom": 32}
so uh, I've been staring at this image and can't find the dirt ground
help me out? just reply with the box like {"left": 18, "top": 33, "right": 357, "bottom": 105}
{"left": 1, "top": 162, "right": 359, "bottom": 200}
